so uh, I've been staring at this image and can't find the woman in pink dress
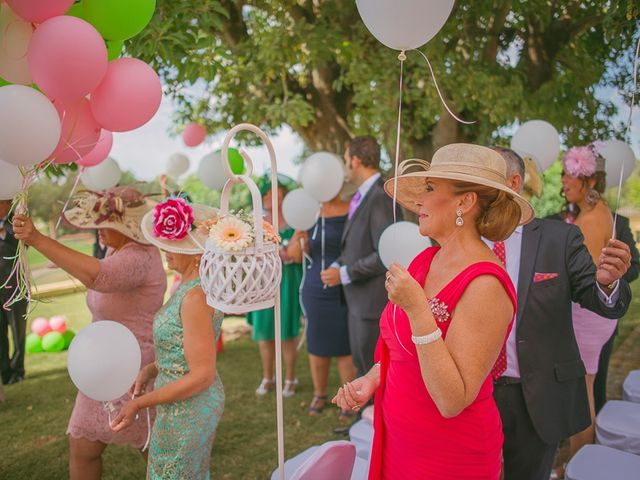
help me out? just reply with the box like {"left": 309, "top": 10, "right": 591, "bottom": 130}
{"left": 14, "top": 187, "right": 166, "bottom": 480}
{"left": 333, "top": 144, "right": 534, "bottom": 479}
{"left": 560, "top": 145, "right": 618, "bottom": 459}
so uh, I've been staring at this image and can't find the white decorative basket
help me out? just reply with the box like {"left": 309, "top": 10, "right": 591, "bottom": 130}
{"left": 199, "top": 124, "right": 283, "bottom": 314}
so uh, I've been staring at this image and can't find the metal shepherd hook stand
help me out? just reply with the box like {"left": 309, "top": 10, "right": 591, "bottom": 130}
{"left": 207, "top": 123, "right": 286, "bottom": 479}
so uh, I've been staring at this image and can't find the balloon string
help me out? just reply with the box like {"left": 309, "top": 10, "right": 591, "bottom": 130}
{"left": 296, "top": 236, "right": 310, "bottom": 352}
{"left": 613, "top": 34, "right": 640, "bottom": 239}
{"left": 321, "top": 214, "right": 327, "bottom": 290}
{"left": 392, "top": 52, "right": 405, "bottom": 226}
{"left": 412, "top": 49, "right": 476, "bottom": 125}
{"left": 55, "top": 168, "right": 84, "bottom": 230}
{"left": 391, "top": 304, "right": 414, "bottom": 357}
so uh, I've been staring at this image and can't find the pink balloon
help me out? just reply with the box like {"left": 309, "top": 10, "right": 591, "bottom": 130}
{"left": 28, "top": 16, "right": 108, "bottom": 103}
{"left": 182, "top": 123, "right": 206, "bottom": 147}
{"left": 50, "top": 98, "right": 101, "bottom": 164}
{"left": 31, "top": 317, "right": 51, "bottom": 336}
{"left": 90, "top": 58, "right": 162, "bottom": 132}
{"left": 49, "top": 315, "right": 68, "bottom": 333}
{"left": 7, "top": 0, "right": 74, "bottom": 23}
{"left": 77, "top": 129, "right": 113, "bottom": 167}
{"left": 0, "top": 5, "right": 34, "bottom": 85}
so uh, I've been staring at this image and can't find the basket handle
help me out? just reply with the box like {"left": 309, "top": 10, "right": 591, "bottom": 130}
{"left": 220, "top": 124, "right": 279, "bottom": 251}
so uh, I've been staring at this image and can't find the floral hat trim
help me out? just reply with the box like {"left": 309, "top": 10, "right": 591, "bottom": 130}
{"left": 563, "top": 144, "right": 605, "bottom": 178}
{"left": 197, "top": 210, "right": 281, "bottom": 253}
{"left": 153, "top": 197, "right": 195, "bottom": 241}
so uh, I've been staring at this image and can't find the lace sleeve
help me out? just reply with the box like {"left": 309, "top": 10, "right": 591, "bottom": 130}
{"left": 89, "top": 244, "right": 154, "bottom": 293}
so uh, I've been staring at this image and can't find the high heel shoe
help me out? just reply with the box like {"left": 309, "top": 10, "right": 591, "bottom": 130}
{"left": 283, "top": 378, "right": 299, "bottom": 398}
{"left": 255, "top": 376, "right": 275, "bottom": 396}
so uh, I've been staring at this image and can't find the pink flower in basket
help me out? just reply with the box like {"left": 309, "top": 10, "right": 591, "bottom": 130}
{"left": 263, "top": 221, "right": 281, "bottom": 244}
{"left": 153, "top": 198, "right": 194, "bottom": 240}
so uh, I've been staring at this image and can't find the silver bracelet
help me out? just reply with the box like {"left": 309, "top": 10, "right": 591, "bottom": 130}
{"left": 411, "top": 328, "right": 442, "bottom": 345}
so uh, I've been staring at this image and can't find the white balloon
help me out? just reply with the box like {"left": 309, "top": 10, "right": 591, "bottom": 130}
{"left": 80, "top": 157, "right": 121, "bottom": 191}
{"left": 282, "top": 188, "right": 321, "bottom": 231}
{"left": 166, "top": 152, "right": 190, "bottom": 178}
{"left": 379, "top": 221, "right": 432, "bottom": 269}
{"left": 301, "top": 152, "right": 344, "bottom": 202}
{"left": 0, "top": 5, "right": 33, "bottom": 85}
{"left": 67, "top": 321, "right": 141, "bottom": 402}
{"left": 0, "top": 85, "right": 61, "bottom": 167}
{"left": 0, "top": 159, "right": 22, "bottom": 200}
{"left": 198, "top": 151, "right": 233, "bottom": 191}
{"left": 356, "top": 0, "right": 455, "bottom": 51}
{"left": 511, "top": 120, "right": 561, "bottom": 172}
{"left": 594, "top": 140, "right": 638, "bottom": 189}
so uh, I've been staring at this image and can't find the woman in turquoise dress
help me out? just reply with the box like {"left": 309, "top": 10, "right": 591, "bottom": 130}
{"left": 111, "top": 199, "right": 224, "bottom": 479}
{"left": 248, "top": 174, "right": 304, "bottom": 397}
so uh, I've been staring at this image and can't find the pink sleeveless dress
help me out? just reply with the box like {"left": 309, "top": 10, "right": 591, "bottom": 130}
{"left": 66, "top": 243, "right": 166, "bottom": 447}
{"left": 369, "top": 247, "right": 516, "bottom": 480}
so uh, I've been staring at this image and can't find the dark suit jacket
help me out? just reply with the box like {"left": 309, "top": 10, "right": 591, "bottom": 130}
{"left": 547, "top": 213, "right": 639, "bottom": 284}
{"left": 515, "top": 218, "right": 631, "bottom": 444}
{"left": 0, "top": 216, "right": 19, "bottom": 288}
{"left": 338, "top": 177, "right": 400, "bottom": 319}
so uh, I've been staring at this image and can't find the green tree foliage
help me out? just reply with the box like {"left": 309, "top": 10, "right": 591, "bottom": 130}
{"left": 127, "top": 1, "right": 639, "bottom": 160}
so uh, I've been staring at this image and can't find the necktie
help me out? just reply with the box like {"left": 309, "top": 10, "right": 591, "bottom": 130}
{"left": 347, "top": 191, "right": 362, "bottom": 220}
{"left": 491, "top": 241, "right": 507, "bottom": 379}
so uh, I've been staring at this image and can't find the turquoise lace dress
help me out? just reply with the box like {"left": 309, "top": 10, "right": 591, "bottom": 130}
{"left": 147, "top": 278, "right": 225, "bottom": 480}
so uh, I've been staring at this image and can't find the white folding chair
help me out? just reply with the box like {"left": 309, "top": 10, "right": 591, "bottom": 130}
{"left": 349, "top": 419, "right": 374, "bottom": 460}
{"left": 565, "top": 444, "right": 640, "bottom": 480}
{"left": 623, "top": 370, "right": 640, "bottom": 403}
{"left": 271, "top": 440, "right": 356, "bottom": 480}
{"left": 595, "top": 400, "right": 640, "bottom": 455}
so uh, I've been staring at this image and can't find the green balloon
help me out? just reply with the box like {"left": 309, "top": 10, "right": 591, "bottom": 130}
{"left": 0, "top": 77, "right": 10, "bottom": 87}
{"left": 62, "top": 330, "right": 76, "bottom": 349}
{"left": 66, "top": 3, "right": 86, "bottom": 20}
{"left": 26, "top": 333, "right": 43, "bottom": 354}
{"left": 106, "top": 40, "right": 124, "bottom": 61}
{"left": 83, "top": 0, "right": 156, "bottom": 41}
{"left": 214, "top": 148, "right": 245, "bottom": 175}
{"left": 42, "top": 332, "right": 66, "bottom": 353}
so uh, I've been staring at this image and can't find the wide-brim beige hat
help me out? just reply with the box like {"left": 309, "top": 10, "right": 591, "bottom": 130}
{"left": 62, "top": 187, "right": 155, "bottom": 245}
{"left": 384, "top": 143, "right": 534, "bottom": 225}
{"left": 141, "top": 203, "right": 219, "bottom": 254}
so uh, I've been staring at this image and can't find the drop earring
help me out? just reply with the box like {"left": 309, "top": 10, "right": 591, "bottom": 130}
{"left": 455, "top": 209, "right": 464, "bottom": 227}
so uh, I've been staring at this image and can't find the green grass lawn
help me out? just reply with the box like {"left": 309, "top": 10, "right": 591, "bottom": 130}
{"left": 1, "top": 282, "right": 638, "bottom": 479}
{"left": 0, "top": 294, "right": 348, "bottom": 479}
{"left": 27, "top": 238, "right": 94, "bottom": 270}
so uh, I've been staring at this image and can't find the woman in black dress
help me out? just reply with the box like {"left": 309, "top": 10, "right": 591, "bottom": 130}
{"left": 289, "top": 193, "right": 356, "bottom": 420}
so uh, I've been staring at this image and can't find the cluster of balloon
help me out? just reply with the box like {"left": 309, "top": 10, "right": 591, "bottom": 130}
{"left": 26, "top": 316, "right": 75, "bottom": 353}
{"left": 0, "top": 0, "right": 160, "bottom": 197}
{"left": 67, "top": 321, "right": 141, "bottom": 402}
{"left": 282, "top": 152, "right": 344, "bottom": 231}
{"left": 197, "top": 147, "right": 246, "bottom": 190}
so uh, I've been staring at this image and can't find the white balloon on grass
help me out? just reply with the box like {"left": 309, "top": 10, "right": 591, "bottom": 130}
{"left": 301, "top": 152, "right": 345, "bottom": 202}
{"left": 80, "top": 157, "right": 121, "bottom": 191}
{"left": 0, "top": 159, "right": 23, "bottom": 200}
{"left": 511, "top": 120, "right": 561, "bottom": 172}
{"left": 0, "top": 85, "right": 61, "bottom": 167}
{"left": 67, "top": 321, "right": 141, "bottom": 402}
{"left": 379, "top": 221, "right": 432, "bottom": 269}
{"left": 282, "top": 188, "right": 321, "bottom": 231}
{"left": 355, "top": 0, "right": 455, "bottom": 51}
{"left": 593, "top": 140, "right": 637, "bottom": 189}
{"left": 166, "top": 153, "right": 190, "bottom": 179}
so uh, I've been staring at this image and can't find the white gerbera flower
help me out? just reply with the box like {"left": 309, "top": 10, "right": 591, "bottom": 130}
{"left": 209, "top": 216, "right": 254, "bottom": 252}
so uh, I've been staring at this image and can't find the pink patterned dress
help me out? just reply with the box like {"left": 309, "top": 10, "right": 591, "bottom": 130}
{"left": 67, "top": 242, "right": 166, "bottom": 447}
{"left": 369, "top": 247, "right": 516, "bottom": 479}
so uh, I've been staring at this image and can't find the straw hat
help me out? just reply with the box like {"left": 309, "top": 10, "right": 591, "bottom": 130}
{"left": 62, "top": 187, "right": 155, "bottom": 245}
{"left": 141, "top": 198, "right": 218, "bottom": 254}
{"left": 384, "top": 143, "right": 534, "bottom": 225}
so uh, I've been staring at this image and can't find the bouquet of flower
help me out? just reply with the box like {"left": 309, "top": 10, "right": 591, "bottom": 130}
{"left": 199, "top": 210, "right": 281, "bottom": 253}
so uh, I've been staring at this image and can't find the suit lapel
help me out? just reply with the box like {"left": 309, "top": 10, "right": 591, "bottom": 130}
{"left": 516, "top": 219, "right": 541, "bottom": 329}
{"left": 341, "top": 178, "right": 381, "bottom": 243}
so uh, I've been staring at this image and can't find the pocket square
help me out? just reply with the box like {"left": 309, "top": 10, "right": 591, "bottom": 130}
{"left": 533, "top": 272, "right": 559, "bottom": 283}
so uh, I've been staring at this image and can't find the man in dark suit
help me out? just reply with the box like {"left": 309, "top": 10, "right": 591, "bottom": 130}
{"left": 490, "top": 148, "right": 632, "bottom": 480}
{"left": 320, "top": 136, "right": 399, "bottom": 377}
{"left": 0, "top": 199, "right": 28, "bottom": 385}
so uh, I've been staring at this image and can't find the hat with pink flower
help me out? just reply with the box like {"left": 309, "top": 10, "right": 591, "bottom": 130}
{"left": 562, "top": 144, "right": 606, "bottom": 178}
{"left": 140, "top": 197, "right": 218, "bottom": 254}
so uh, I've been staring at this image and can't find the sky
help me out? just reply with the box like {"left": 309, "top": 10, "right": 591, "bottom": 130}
{"left": 109, "top": 75, "right": 640, "bottom": 184}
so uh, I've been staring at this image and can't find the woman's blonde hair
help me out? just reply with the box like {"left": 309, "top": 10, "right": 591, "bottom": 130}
{"left": 449, "top": 181, "right": 520, "bottom": 241}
